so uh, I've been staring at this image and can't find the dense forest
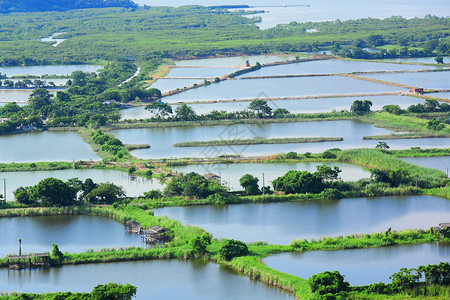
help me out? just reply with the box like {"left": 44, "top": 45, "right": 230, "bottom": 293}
{"left": 0, "top": 0, "right": 137, "bottom": 13}
{"left": 0, "top": 7, "right": 447, "bottom": 64}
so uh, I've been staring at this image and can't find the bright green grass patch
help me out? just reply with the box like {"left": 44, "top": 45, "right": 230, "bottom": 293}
{"left": 337, "top": 148, "right": 447, "bottom": 187}
{"left": 174, "top": 137, "right": 343, "bottom": 147}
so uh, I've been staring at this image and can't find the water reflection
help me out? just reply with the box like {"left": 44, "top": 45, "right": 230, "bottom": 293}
{"left": 264, "top": 243, "right": 450, "bottom": 285}
{"left": 154, "top": 196, "right": 450, "bottom": 244}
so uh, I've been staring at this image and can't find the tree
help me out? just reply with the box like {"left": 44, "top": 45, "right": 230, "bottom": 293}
{"left": 427, "top": 118, "right": 445, "bottom": 131}
{"left": 175, "top": 104, "right": 196, "bottom": 121}
{"left": 31, "top": 177, "right": 76, "bottom": 206}
{"left": 273, "top": 108, "right": 290, "bottom": 118}
{"left": 418, "top": 262, "right": 450, "bottom": 285}
{"left": 14, "top": 187, "right": 32, "bottom": 204}
{"left": 435, "top": 54, "right": 444, "bottom": 64}
{"left": 145, "top": 102, "right": 173, "bottom": 118}
{"left": 248, "top": 100, "right": 272, "bottom": 117}
{"left": 191, "top": 234, "right": 211, "bottom": 255}
{"left": 55, "top": 91, "right": 71, "bottom": 102}
{"left": 370, "top": 168, "right": 410, "bottom": 187}
{"left": 219, "top": 239, "right": 248, "bottom": 261}
{"left": 315, "top": 165, "right": 342, "bottom": 182}
{"left": 308, "top": 270, "right": 350, "bottom": 295}
{"left": 390, "top": 268, "right": 421, "bottom": 291}
{"left": 272, "top": 170, "right": 324, "bottom": 194}
{"left": 350, "top": 100, "right": 372, "bottom": 115}
{"left": 28, "top": 88, "right": 52, "bottom": 110}
{"left": 71, "top": 70, "right": 88, "bottom": 87}
{"left": 51, "top": 244, "right": 64, "bottom": 265}
{"left": 239, "top": 174, "right": 261, "bottom": 195}
{"left": 383, "top": 104, "right": 404, "bottom": 115}
{"left": 85, "top": 183, "right": 125, "bottom": 204}
{"left": 143, "top": 190, "right": 162, "bottom": 199}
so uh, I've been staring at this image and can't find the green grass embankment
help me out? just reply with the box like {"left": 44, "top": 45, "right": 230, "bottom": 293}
{"left": 388, "top": 148, "right": 450, "bottom": 158}
{"left": 174, "top": 137, "right": 343, "bottom": 147}
{"left": 0, "top": 161, "right": 73, "bottom": 172}
{"left": 361, "top": 112, "right": 450, "bottom": 134}
{"left": 337, "top": 148, "right": 447, "bottom": 187}
{"left": 78, "top": 127, "right": 114, "bottom": 159}
{"left": 363, "top": 132, "right": 450, "bottom": 140}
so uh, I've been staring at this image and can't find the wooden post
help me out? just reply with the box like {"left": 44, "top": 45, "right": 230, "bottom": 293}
{"left": 19, "top": 239, "right": 21, "bottom": 256}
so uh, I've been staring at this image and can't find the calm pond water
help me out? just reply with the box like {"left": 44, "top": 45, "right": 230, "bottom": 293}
{"left": 239, "top": 60, "right": 435, "bottom": 77}
{"left": 111, "top": 120, "right": 449, "bottom": 159}
{"left": 0, "top": 131, "right": 99, "bottom": 163}
{"left": 134, "top": 1, "right": 450, "bottom": 27}
{"left": 162, "top": 76, "right": 406, "bottom": 103}
{"left": 0, "top": 215, "right": 143, "bottom": 257}
{"left": 120, "top": 95, "right": 423, "bottom": 119}
{"left": 166, "top": 67, "right": 240, "bottom": 78}
{"left": 427, "top": 92, "right": 450, "bottom": 99}
{"left": 363, "top": 71, "right": 450, "bottom": 90}
{"left": 0, "top": 65, "right": 102, "bottom": 77}
{"left": 402, "top": 156, "right": 450, "bottom": 174}
{"left": 0, "top": 260, "right": 293, "bottom": 300}
{"left": 1, "top": 169, "right": 164, "bottom": 201}
{"left": 0, "top": 89, "right": 59, "bottom": 105}
{"left": 377, "top": 56, "right": 450, "bottom": 64}
{"left": 175, "top": 55, "right": 296, "bottom": 67}
{"left": 172, "top": 162, "right": 370, "bottom": 190}
{"left": 153, "top": 195, "right": 450, "bottom": 244}
{"left": 8, "top": 78, "right": 68, "bottom": 87}
{"left": 264, "top": 243, "right": 450, "bottom": 286}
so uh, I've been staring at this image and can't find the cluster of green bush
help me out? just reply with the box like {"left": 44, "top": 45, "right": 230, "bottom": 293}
{"left": 309, "top": 262, "right": 450, "bottom": 299}
{"left": 164, "top": 172, "right": 229, "bottom": 200}
{"left": 5, "top": 282, "right": 137, "bottom": 300}
{"left": 13, "top": 177, "right": 125, "bottom": 206}
{"left": 91, "top": 129, "right": 128, "bottom": 158}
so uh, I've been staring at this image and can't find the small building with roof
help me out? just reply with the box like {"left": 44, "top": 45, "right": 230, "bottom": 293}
{"left": 125, "top": 221, "right": 141, "bottom": 234}
{"left": 204, "top": 173, "right": 221, "bottom": 181}
{"left": 432, "top": 222, "right": 450, "bottom": 238}
{"left": 142, "top": 225, "right": 172, "bottom": 244}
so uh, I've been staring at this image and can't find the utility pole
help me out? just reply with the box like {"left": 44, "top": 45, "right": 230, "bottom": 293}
{"left": 3, "top": 178, "right": 5, "bottom": 202}
{"left": 262, "top": 172, "right": 265, "bottom": 196}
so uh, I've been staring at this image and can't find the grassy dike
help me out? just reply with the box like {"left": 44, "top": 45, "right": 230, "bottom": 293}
{"left": 337, "top": 148, "right": 447, "bottom": 187}
{"left": 0, "top": 205, "right": 448, "bottom": 299}
{"left": 174, "top": 137, "right": 343, "bottom": 147}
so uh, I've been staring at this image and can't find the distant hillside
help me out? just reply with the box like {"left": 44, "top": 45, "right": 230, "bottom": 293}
{"left": 0, "top": 0, "right": 137, "bottom": 13}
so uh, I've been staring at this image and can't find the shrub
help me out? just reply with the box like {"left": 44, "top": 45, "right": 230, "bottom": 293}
{"left": 219, "top": 239, "right": 248, "bottom": 261}
{"left": 322, "top": 150, "right": 337, "bottom": 159}
{"left": 308, "top": 270, "right": 350, "bottom": 295}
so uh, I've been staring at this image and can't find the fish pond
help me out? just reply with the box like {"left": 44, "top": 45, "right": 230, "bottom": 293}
{"left": 1, "top": 169, "right": 164, "bottom": 201}
{"left": 153, "top": 195, "right": 450, "bottom": 244}
{"left": 0, "top": 260, "right": 293, "bottom": 300}
{"left": 0, "top": 215, "right": 144, "bottom": 257}
{"left": 161, "top": 76, "right": 405, "bottom": 103}
{"left": 362, "top": 71, "right": 450, "bottom": 90}
{"left": 401, "top": 156, "right": 450, "bottom": 174}
{"left": 165, "top": 67, "right": 240, "bottom": 78}
{"left": 0, "top": 65, "right": 102, "bottom": 77}
{"left": 172, "top": 162, "right": 370, "bottom": 190}
{"left": 0, "top": 131, "right": 99, "bottom": 163}
{"left": 238, "top": 60, "right": 435, "bottom": 77}
{"left": 264, "top": 243, "right": 450, "bottom": 286}
{"left": 111, "top": 120, "right": 449, "bottom": 159}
